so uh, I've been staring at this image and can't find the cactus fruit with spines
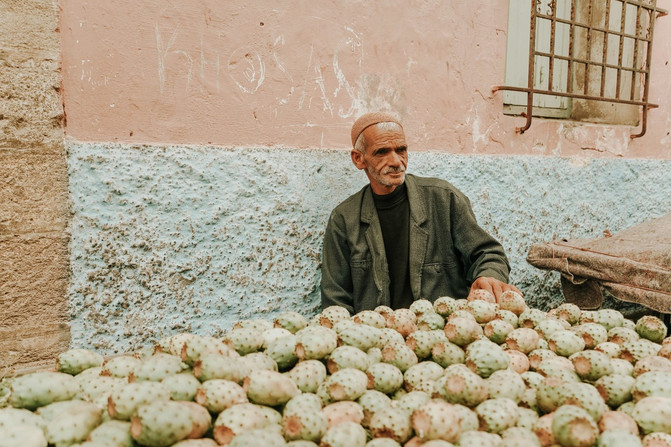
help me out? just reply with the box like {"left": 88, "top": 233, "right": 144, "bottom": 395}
{"left": 436, "top": 364, "right": 489, "bottom": 407}
{"left": 486, "top": 368, "right": 526, "bottom": 403}
{"left": 319, "top": 420, "right": 367, "bottom": 447}
{"left": 132, "top": 352, "right": 188, "bottom": 382}
{"left": 57, "top": 348, "right": 104, "bottom": 375}
{"left": 595, "top": 373, "right": 635, "bottom": 407}
{"left": 388, "top": 310, "right": 418, "bottom": 339}
{"left": 506, "top": 348, "right": 531, "bottom": 374}
{"left": 195, "top": 379, "right": 248, "bottom": 413}
{"left": 467, "top": 299, "right": 499, "bottom": 324}
{"left": 274, "top": 310, "right": 308, "bottom": 334}
{"left": 285, "top": 359, "right": 327, "bottom": 393}
{"left": 212, "top": 402, "right": 281, "bottom": 445}
{"left": 179, "top": 334, "right": 237, "bottom": 366}
{"left": 610, "top": 357, "right": 635, "bottom": 376}
{"left": 353, "top": 310, "right": 387, "bottom": 328}
{"left": 518, "top": 308, "right": 547, "bottom": 329}
{"left": 535, "top": 318, "right": 569, "bottom": 339}
{"left": 598, "top": 409, "right": 639, "bottom": 435}
{"left": 380, "top": 327, "right": 406, "bottom": 346}
{"left": 130, "top": 400, "right": 209, "bottom": 447}
{"left": 264, "top": 334, "right": 299, "bottom": 371}
{"left": 635, "top": 315, "right": 668, "bottom": 343}
{"left": 326, "top": 345, "right": 370, "bottom": 374}
{"left": 495, "top": 308, "right": 520, "bottom": 328}
{"left": 416, "top": 312, "right": 445, "bottom": 331}
{"left": 357, "top": 389, "right": 392, "bottom": 427}
{"left": 294, "top": 325, "right": 338, "bottom": 360}
{"left": 368, "top": 406, "right": 413, "bottom": 443}
{"left": 366, "top": 362, "right": 404, "bottom": 395}
{"left": 282, "top": 397, "right": 328, "bottom": 442}
{"left": 632, "top": 396, "right": 671, "bottom": 434}
{"left": 594, "top": 341, "right": 622, "bottom": 358}
{"left": 620, "top": 338, "right": 661, "bottom": 363}
{"left": 192, "top": 353, "right": 248, "bottom": 383}
{"left": 548, "top": 329, "right": 587, "bottom": 357}
{"left": 431, "top": 340, "right": 465, "bottom": 368}
{"left": 102, "top": 355, "right": 143, "bottom": 378}
{"left": 107, "top": 380, "right": 172, "bottom": 420}
{"left": 403, "top": 361, "right": 444, "bottom": 392}
{"left": 642, "top": 432, "right": 671, "bottom": 446}
{"left": 631, "top": 370, "right": 671, "bottom": 401}
{"left": 0, "top": 424, "right": 47, "bottom": 447}
{"left": 321, "top": 400, "right": 364, "bottom": 429}
{"left": 405, "top": 329, "right": 447, "bottom": 360}
{"left": 9, "top": 372, "right": 80, "bottom": 410}
{"left": 475, "top": 397, "right": 519, "bottom": 434}
{"left": 319, "top": 368, "right": 368, "bottom": 403}
{"left": 465, "top": 339, "right": 510, "bottom": 378}
{"left": 432, "top": 296, "right": 458, "bottom": 317}
{"left": 498, "top": 290, "right": 528, "bottom": 316}
{"left": 381, "top": 341, "right": 419, "bottom": 373}
{"left": 43, "top": 400, "right": 102, "bottom": 446}
{"left": 484, "top": 318, "right": 514, "bottom": 345}
{"left": 573, "top": 322, "right": 609, "bottom": 349}
{"left": 9, "top": 301, "right": 671, "bottom": 445}
{"left": 557, "top": 381, "right": 608, "bottom": 421}
{"left": 569, "top": 349, "right": 614, "bottom": 382}
{"left": 632, "top": 355, "right": 671, "bottom": 377}
{"left": 597, "top": 429, "right": 643, "bottom": 447}
{"left": 244, "top": 369, "right": 299, "bottom": 407}
{"left": 319, "top": 305, "right": 351, "bottom": 328}
{"left": 336, "top": 324, "right": 384, "bottom": 354}
{"left": 551, "top": 404, "right": 599, "bottom": 447}
{"left": 86, "top": 419, "right": 134, "bottom": 446}
{"left": 392, "top": 390, "right": 431, "bottom": 416}
{"left": 443, "top": 316, "right": 483, "bottom": 347}
{"left": 410, "top": 399, "right": 461, "bottom": 442}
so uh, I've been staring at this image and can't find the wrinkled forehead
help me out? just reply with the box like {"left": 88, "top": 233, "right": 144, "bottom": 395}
{"left": 362, "top": 124, "right": 407, "bottom": 151}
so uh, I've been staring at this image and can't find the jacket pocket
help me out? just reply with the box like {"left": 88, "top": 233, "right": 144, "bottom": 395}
{"left": 421, "top": 261, "right": 467, "bottom": 300}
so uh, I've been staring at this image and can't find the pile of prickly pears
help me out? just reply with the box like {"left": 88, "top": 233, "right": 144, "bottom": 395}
{"left": 2, "top": 291, "right": 671, "bottom": 447}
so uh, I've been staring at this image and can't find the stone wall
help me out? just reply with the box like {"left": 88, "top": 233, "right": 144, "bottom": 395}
{"left": 0, "top": 0, "right": 69, "bottom": 371}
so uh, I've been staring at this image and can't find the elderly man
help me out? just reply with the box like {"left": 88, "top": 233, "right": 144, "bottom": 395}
{"left": 320, "top": 112, "right": 521, "bottom": 314}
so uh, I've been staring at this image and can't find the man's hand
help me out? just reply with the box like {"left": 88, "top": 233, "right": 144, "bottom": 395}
{"left": 469, "top": 276, "right": 523, "bottom": 302}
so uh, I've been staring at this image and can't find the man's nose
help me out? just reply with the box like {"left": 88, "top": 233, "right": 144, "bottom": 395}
{"left": 387, "top": 151, "right": 402, "bottom": 165}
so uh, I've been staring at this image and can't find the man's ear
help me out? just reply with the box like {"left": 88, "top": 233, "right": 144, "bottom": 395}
{"left": 351, "top": 149, "right": 366, "bottom": 170}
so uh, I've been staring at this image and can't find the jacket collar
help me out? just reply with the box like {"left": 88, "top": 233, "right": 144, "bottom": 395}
{"left": 360, "top": 174, "right": 427, "bottom": 226}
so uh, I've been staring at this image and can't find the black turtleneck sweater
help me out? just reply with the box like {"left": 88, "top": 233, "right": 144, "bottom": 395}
{"left": 372, "top": 182, "right": 413, "bottom": 309}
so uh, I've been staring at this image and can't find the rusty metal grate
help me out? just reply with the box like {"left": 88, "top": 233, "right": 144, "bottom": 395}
{"left": 494, "top": 0, "right": 667, "bottom": 138}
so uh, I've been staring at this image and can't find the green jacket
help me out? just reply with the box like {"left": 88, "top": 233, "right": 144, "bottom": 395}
{"left": 320, "top": 174, "right": 510, "bottom": 314}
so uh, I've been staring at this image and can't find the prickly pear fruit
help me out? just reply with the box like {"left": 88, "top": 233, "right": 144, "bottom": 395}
{"left": 10, "top": 372, "right": 79, "bottom": 410}
{"left": 57, "top": 348, "right": 104, "bottom": 375}
{"left": 369, "top": 406, "right": 413, "bottom": 443}
{"left": 551, "top": 404, "right": 599, "bottom": 447}
{"left": 244, "top": 369, "right": 299, "bottom": 406}
{"left": 410, "top": 399, "right": 460, "bottom": 442}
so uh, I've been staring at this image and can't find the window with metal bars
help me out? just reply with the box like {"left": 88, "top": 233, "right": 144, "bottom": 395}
{"left": 494, "top": 0, "right": 667, "bottom": 138}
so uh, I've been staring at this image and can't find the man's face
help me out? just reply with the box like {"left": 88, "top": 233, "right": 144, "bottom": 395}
{"left": 352, "top": 124, "right": 408, "bottom": 195}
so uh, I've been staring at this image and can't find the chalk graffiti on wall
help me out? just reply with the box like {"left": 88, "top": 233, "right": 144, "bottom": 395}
{"left": 154, "top": 16, "right": 364, "bottom": 120}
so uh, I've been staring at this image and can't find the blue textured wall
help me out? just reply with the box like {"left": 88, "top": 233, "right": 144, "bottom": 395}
{"left": 67, "top": 142, "right": 671, "bottom": 353}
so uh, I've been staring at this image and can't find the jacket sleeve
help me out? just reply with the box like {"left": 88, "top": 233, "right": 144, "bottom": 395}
{"left": 450, "top": 192, "right": 510, "bottom": 285}
{"left": 320, "top": 210, "right": 355, "bottom": 314}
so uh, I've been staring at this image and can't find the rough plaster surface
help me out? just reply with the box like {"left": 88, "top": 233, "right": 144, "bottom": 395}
{"left": 0, "top": 0, "right": 70, "bottom": 370}
{"left": 59, "top": 0, "right": 671, "bottom": 158}
{"left": 68, "top": 142, "right": 671, "bottom": 353}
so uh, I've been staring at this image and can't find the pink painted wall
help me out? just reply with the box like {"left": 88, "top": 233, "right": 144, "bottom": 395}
{"left": 60, "top": 1, "right": 671, "bottom": 157}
